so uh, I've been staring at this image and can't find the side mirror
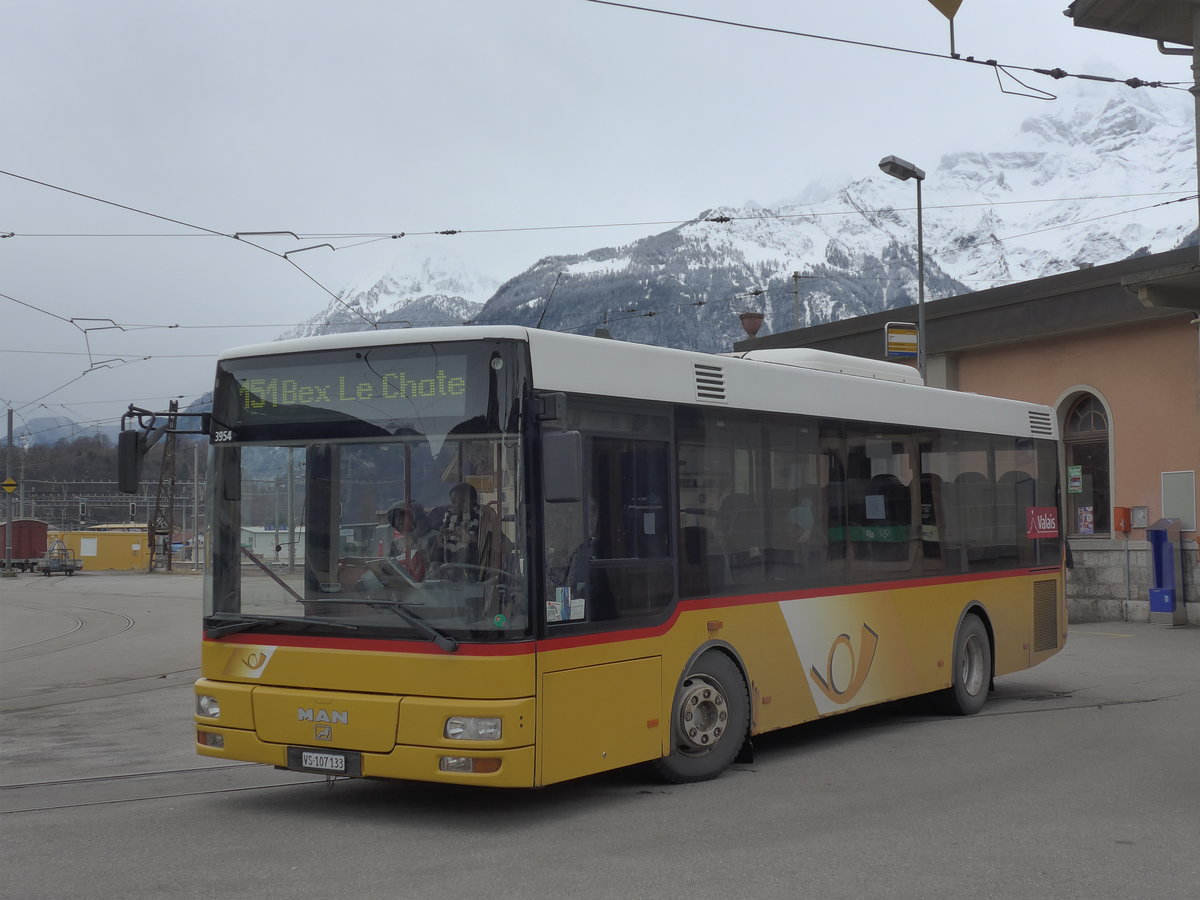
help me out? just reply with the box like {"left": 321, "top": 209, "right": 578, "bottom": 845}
{"left": 542, "top": 430, "right": 583, "bottom": 503}
{"left": 117, "top": 430, "right": 145, "bottom": 494}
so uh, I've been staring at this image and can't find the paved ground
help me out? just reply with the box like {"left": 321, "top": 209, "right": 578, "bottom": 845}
{"left": 2, "top": 572, "right": 1198, "bottom": 899}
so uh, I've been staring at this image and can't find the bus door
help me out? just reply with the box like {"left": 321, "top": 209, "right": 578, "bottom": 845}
{"left": 537, "top": 406, "right": 673, "bottom": 784}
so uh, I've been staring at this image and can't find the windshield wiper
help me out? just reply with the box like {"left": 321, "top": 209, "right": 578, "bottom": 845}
{"left": 205, "top": 614, "right": 359, "bottom": 639}
{"left": 239, "top": 546, "right": 306, "bottom": 603}
{"left": 358, "top": 569, "right": 459, "bottom": 652}
{"left": 368, "top": 600, "right": 459, "bottom": 653}
{"left": 312, "top": 592, "right": 459, "bottom": 653}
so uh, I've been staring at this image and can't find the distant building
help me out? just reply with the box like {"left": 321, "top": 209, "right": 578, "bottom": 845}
{"left": 241, "top": 526, "right": 306, "bottom": 565}
{"left": 736, "top": 247, "right": 1199, "bottom": 623}
{"left": 51, "top": 527, "right": 149, "bottom": 571}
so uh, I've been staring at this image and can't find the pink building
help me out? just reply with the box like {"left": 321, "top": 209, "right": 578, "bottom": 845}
{"left": 737, "top": 248, "right": 1199, "bottom": 623}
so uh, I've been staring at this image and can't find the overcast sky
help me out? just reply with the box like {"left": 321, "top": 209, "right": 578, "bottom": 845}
{"left": 2, "top": 0, "right": 1191, "bottom": 438}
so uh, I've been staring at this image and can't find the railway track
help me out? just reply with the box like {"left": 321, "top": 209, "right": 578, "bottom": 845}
{"left": 0, "top": 603, "right": 135, "bottom": 662}
{"left": 1, "top": 763, "right": 325, "bottom": 814}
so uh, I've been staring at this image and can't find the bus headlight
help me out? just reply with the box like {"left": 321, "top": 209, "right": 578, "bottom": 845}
{"left": 444, "top": 716, "right": 502, "bottom": 740}
{"left": 196, "top": 694, "right": 221, "bottom": 719}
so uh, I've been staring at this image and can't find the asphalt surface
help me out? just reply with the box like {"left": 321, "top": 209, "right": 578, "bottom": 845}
{"left": 2, "top": 572, "right": 1198, "bottom": 899}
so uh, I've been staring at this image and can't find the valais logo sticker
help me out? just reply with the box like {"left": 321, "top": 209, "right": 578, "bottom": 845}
{"left": 1026, "top": 506, "right": 1059, "bottom": 539}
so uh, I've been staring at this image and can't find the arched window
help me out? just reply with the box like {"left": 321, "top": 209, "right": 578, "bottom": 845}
{"left": 1064, "top": 394, "right": 1110, "bottom": 536}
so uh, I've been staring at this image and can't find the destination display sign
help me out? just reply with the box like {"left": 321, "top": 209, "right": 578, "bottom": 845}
{"left": 236, "top": 360, "right": 468, "bottom": 416}
{"left": 214, "top": 346, "right": 482, "bottom": 440}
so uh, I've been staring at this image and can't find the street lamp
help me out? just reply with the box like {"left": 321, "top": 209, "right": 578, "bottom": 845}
{"left": 878, "top": 155, "right": 927, "bottom": 381}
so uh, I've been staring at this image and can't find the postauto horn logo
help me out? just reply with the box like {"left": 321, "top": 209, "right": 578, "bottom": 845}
{"left": 809, "top": 623, "right": 879, "bottom": 704}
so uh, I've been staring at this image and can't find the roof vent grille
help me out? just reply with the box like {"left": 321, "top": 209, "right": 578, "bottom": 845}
{"left": 1028, "top": 410, "right": 1054, "bottom": 436}
{"left": 694, "top": 363, "right": 726, "bottom": 403}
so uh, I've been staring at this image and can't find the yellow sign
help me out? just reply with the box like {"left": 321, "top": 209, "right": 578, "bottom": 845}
{"left": 885, "top": 322, "right": 919, "bottom": 358}
{"left": 926, "top": 0, "right": 964, "bottom": 19}
{"left": 1, "top": 478, "right": 16, "bottom": 494}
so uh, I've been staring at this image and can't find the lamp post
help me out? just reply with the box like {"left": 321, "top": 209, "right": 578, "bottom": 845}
{"left": 878, "top": 155, "right": 927, "bottom": 381}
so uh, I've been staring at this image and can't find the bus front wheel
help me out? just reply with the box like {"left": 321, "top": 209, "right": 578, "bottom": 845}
{"left": 941, "top": 613, "right": 992, "bottom": 716}
{"left": 654, "top": 650, "right": 749, "bottom": 784}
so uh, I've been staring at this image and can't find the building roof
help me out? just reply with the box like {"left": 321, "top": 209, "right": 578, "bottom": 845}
{"left": 734, "top": 247, "right": 1200, "bottom": 359}
{"left": 1066, "top": 0, "right": 1200, "bottom": 48}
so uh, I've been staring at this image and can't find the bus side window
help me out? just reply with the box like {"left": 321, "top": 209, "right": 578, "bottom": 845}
{"left": 545, "top": 431, "right": 673, "bottom": 625}
{"left": 591, "top": 437, "right": 673, "bottom": 619}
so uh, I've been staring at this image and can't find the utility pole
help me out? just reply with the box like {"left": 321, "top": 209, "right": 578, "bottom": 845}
{"left": 193, "top": 442, "right": 200, "bottom": 572}
{"left": 148, "top": 400, "right": 179, "bottom": 572}
{"left": 3, "top": 409, "right": 14, "bottom": 577}
{"left": 792, "top": 271, "right": 802, "bottom": 329}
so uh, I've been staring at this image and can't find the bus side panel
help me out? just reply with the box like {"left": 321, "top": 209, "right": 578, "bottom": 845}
{"left": 775, "top": 571, "right": 1064, "bottom": 718}
{"left": 979, "top": 577, "right": 1032, "bottom": 677}
{"left": 779, "top": 589, "right": 927, "bottom": 717}
{"left": 538, "top": 656, "right": 662, "bottom": 786}
{"left": 1028, "top": 572, "right": 1067, "bottom": 670}
{"left": 885, "top": 573, "right": 1063, "bottom": 681}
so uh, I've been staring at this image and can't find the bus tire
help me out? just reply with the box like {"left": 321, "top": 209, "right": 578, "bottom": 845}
{"left": 941, "top": 613, "right": 991, "bottom": 716}
{"left": 654, "top": 650, "right": 749, "bottom": 784}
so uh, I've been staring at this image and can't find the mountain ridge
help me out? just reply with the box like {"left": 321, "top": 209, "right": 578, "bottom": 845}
{"left": 289, "top": 87, "right": 1193, "bottom": 354}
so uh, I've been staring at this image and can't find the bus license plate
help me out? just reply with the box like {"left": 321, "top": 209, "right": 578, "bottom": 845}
{"left": 301, "top": 751, "right": 345, "bottom": 772}
{"left": 287, "top": 746, "right": 362, "bottom": 776}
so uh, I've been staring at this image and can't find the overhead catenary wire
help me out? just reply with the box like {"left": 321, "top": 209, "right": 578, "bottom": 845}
{"left": 0, "top": 168, "right": 373, "bottom": 329}
{"left": 4, "top": 163, "right": 1194, "bottom": 412}
{"left": 581, "top": 0, "right": 1189, "bottom": 97}
{"left": 2, "top": 3, "right": 1190, "bottom": 415}
{"left": 5, "top": 190, "right": 1193, "bottom": 361}
{"left": 4, "top": 190, "right": 1187, "bottom": 244}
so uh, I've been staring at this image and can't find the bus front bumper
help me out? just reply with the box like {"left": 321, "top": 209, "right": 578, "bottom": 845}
{"left": 196, "top": 724, "right": 536, "bottom": 787}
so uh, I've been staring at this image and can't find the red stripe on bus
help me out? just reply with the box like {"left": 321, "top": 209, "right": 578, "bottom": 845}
{"left": 203, "top": 632, "right": 535, "bottom": 655}
{"left": 204, "top": 566, "right": 1058, "bottom": 655}
{"left": 535, "top": 566, "right": 1059, "bottom": 651}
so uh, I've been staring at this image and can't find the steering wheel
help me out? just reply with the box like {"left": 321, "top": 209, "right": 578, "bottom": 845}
{"left": 362, "top": 556, "right": 425, "bottom": 589}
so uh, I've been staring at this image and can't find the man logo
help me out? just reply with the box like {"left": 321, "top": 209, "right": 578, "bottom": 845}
{"left": 297, "top": 708, "right": 349, "bottom": 725}
{"left": 810, "top": 623, "right": 879, "bottom": 704}
{"left": 314, "top": 725, "right": 333, "bottom": 742}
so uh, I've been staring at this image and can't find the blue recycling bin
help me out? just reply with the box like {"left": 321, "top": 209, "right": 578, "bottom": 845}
{"left": 1147, "top": 518, "right": 1186, "bottom": 626}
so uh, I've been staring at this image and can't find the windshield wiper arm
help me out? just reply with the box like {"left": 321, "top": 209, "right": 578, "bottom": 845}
{"left": 238, "top": 546, "right": 306, "bottom": 603}
{"left": 346, "top": 571, "right": 459, "bottom": 652}
{"left": 367, "top": 600, "right": 459, "bottom": 653}
{"left": 205, "top": 614, "right": 359, "bottom": 639}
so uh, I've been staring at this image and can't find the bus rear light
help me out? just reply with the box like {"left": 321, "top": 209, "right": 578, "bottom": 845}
{"left": 445, "top": 716, "right": 502, "bottom": 740}
{"left": 197, "top": 730, "right": 225, "bottom": 748}
{"left": 438, "top": 756, "right": 501, "bottom": 774}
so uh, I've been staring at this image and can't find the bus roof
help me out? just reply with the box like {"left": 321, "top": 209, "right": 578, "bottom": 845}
{"left": 217, "top": 326, "right": 1057, "bottom": 440}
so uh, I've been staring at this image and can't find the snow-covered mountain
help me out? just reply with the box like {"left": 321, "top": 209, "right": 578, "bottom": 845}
{"left": 289, "top": 86, "right": 1196, "bottom": 354}
{"left": 280, "top": 243, "right": 498, "bottom": 339}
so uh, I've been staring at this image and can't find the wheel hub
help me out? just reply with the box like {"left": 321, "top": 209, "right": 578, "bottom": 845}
{"left": 677, "top": 674, "right": 728, "bottom": 752}
{"left": 961, "top": 633, "right": 985, "bottom": 696}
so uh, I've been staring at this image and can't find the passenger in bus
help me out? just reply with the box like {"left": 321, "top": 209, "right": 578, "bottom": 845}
{"left": 438, "top": 483, "right": 483, "bottom": 569}
{"left": 386, "top": 502, "right": 437, "bottom": 582}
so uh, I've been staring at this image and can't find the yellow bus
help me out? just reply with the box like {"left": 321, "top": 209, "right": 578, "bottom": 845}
{"left": 150, "top": 326, "right": 1064, "bottom": 786}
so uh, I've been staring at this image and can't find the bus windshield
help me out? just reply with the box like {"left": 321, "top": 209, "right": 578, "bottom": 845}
{"left": 204, "top": 340, "right": 530, "bottom": 644}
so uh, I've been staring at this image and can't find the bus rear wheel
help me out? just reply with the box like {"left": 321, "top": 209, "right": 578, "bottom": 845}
{"left": 654, "top": 650, "right": 749, "bottom": 784}
{"left": 940, "top": 613, "right": 992, "bottom": 716}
